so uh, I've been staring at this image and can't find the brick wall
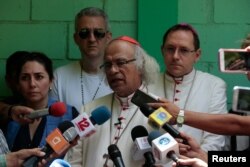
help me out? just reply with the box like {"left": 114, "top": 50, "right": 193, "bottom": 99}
{"left": 0, "top": 0, "right": 250, "bottom": 105}
{"left": 178, "top": 0, "right": 250, "bottom": 105}
{"left": 0, "top": 0, "right": 137, "bottom": 97}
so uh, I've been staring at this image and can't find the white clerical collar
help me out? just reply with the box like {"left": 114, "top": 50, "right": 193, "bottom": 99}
{"left": 165, "top": 68, "right": 196, "bottom": 84}
{"left": 115, "top": 84, "right": 146, "bottom": 110}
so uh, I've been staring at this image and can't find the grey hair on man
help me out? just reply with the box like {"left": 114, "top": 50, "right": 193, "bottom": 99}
{"left": 134, "top": 45, "right": 160, "bottom": 85}
{"left": 102, "top": 36, "right": 160, "bottom": 86}
{"left": 75, "top": 7, "right": 111, "bottom": 32}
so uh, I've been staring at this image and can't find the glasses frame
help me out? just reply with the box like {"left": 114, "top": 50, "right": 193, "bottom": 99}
{"left": 163, "top": 47, "right": 196, "bottom": 57}
{"left": 78, "top": 28, "right": 107, "bottom": 40}
{"left": 100, "top": 58, "right": 136, "bottom": 70}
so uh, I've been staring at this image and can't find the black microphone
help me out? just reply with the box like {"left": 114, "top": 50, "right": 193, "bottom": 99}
{"left": 140, "top": 104, "right": 188, "bottom": 145}
{"left": 108, "top": 144, "right": 125, "bottom": 167}
{"left": 131, "top": 125, "right": 155, "bottom": 167}
{"left": 143, "top": 151, "right": 156, "bottom": 167}
{"left": 22, "top": 121, "right": 78, "bottom": 167}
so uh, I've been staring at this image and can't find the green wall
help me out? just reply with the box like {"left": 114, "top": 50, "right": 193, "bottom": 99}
{"left": 138, "top": 0, "right": 250, "bottom": 108}
{"left": 0, "top": 0, "right": 250, "bottom": 108}
{"left": 138, "top": 0, "right": 178, "bottom": 69}
{"left": 0, "top": 0, "right": 138, "bottom": 97}
{"left": 179, "top": 0, "right": 250, "bottom": 107}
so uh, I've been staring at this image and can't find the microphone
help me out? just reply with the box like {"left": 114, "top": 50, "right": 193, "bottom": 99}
{"left": 131, "top": 92, "right": 184, "bottom": 144}
{"left": 27, "top": 102, "right": 66, "bottom": 119}
{"left": 49, "top": 159, "right": 71, "bottom": 167}
{"left": 148, "top": 131, "right": 190, "bottom": 167}
{"left": 108, "top": 144, "right": 125, "bottom": 167}
{"left": 140, "top": 104, "right": 188, "bottom": 144}
{"left": 131, "top": 125, "right": 155, "bottom": 166}
{"left": 71, "top": 105, "right": 111, "bottom": 138}
{"left": 140, "top": 103, "right": 172, "bottom": 129}
{"left": 22, "top": 121, "right": 78, "bottom": 167}
{"left": 148, "top": 107, "right": 172, "bottom": 129}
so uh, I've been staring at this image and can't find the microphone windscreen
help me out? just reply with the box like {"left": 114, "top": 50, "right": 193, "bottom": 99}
{"left": 49, "top": 102, "right": 67, "bottom": 117}
{"left": 91, "top": 106, "right": 111, "bottom": 125}
{"left": 57, "top": 120, "right": 74, "bottom": 133}
{"left": 147, "top": 130, "right": 162, "bottom": 145}
{"left": 131, "top": 125, "right": 148, "bottom": 141}
{"left": 108, "top": 144, "right": 121, "bottom": 159}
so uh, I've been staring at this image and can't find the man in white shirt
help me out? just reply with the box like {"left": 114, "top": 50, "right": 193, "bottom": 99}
{"left": 65, "top": 36, "right": 163, "bottom": 167}
{"left": 50, "top": 7, "right": 113, "bottom": 111}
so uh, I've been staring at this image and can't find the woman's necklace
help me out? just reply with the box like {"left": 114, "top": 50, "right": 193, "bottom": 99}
{"left": 163, "top": 70, "right": 197, "bottom": 109}
{"left": 80, "top": 63, "right": 105, "bottom": 105}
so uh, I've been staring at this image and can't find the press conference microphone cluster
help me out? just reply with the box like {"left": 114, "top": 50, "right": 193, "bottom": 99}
{"left": 139, "top": 103, "right": 188, "bottom": 144}
{"left": 22, "top": 121, "right": 78, "bottom": 167}
{"left": 23, "top": 106, "right": 111, "bottom": 167}
{"left": 148, "top": 131, "right": 190, "bottom": 167}
{"left": 27, "top": 102, "right": 67, "bottom": 119}
{"left": 71, "top": 105, "right": 111, "bottom": 138}
{"left": 108, "top": 144, "right": 126, "bottom": 167}
{"left": 131, "top": 125, "right": 155, "bottom": 167}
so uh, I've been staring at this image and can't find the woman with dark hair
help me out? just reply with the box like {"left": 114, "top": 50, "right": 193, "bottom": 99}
{"left": 5, "top": 51, "right": 78, "bottom": 165}
{"left": 0, "top": 51, "right": 29, "bottom": 134}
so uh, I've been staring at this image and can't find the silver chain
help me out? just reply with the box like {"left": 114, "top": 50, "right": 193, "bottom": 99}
{"left": 80, "top": 66, "right": 104, "bottom": 105}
